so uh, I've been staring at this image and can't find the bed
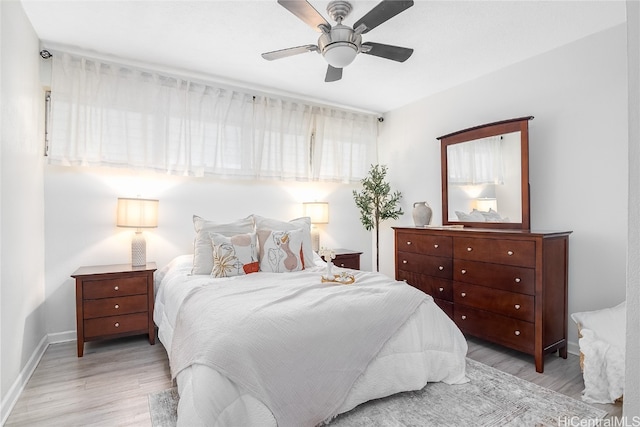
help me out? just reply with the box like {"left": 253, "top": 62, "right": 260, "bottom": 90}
{"left": 153, "top": 215, "right": 468, "bottom": 427}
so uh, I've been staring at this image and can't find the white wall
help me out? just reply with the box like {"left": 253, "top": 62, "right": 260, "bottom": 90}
{"left": 624, "top": 0, "right": 639, "bottom": 419}
{"left": 0, "top": 0, "right": 47, "bottom": 420}
{"left": 378, "top": 24, "right": 628, "bottom": 352}
{"left": 43, "top": 166, "right": 372, "bottom": 335}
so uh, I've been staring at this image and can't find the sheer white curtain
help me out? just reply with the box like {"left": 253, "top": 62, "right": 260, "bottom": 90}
{"left": 48, "top": 52, "right": 377, "bottom": 181}
{"left": 447, "top": 135, "right": 504, "bottom": 185}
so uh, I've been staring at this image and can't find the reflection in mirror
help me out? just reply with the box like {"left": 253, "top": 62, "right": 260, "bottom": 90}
{"left": 439, "top": 116, "right": 532, "bottom": 230}
{"left": 447, "top": 131, "right": 521, "bottom": 223}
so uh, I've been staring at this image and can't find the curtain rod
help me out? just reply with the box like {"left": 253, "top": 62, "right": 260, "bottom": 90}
{"left": 41, "top": 42, "right": 381, "bottom": 117}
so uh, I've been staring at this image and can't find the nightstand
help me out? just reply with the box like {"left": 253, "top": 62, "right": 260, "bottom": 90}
{"left": 71, "top": 263, "right": 157, "bottom": 357}
{"left": 322, "top": 248, "right": 363, "bottom": 270}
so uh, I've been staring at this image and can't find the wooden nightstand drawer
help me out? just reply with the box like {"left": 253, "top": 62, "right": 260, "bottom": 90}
{"left": 83, "top": 276, "right": 148, "bottom": 299}
{"left": 84, "top": 313, "right": 149, "bottom": 339}
{"left": 83, "top": 294, "right": 148, "bottom": 319}
{"left": 322, "top": 249, "right": 362, "bottom": 270}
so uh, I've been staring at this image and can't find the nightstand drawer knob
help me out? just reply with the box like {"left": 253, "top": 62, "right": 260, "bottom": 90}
{"left": 461, "top": 269, "right": 466, "bottom": 274}
{"left": 467, "top": 247, "right": 472, "bottom": 252}
{"left": 507, "top": 250, "right": 514, "bottom": 256}
{"left": 406, "top": 241, "right": 412, "bottom": 245}
{"left": 461, "top": 315, "right": 467, "bottom": 320}
{"left": 114, "top": 322, "right": 120, "bottom": 328}
{"left": 402, "top": 260, "right": 408, "bottom": 264}
{"left": 434, "top": 244, "right": 439, "bottom": 248}
{"left": 340, "top": 263, "right": 345, "bottom": 267}
{"left": 438, "top": 265, "right": 444, "bottom": 271}
{"left": 114, "top": 304, "right": 120, "bottom": 309}
{"left": 514, "top": 330, "right": 521, "bottom": 336}
{"left": 514, "top": 304, "right": 521, "bottom": 310}
{"left": 514, "top": 277, "right": 521, "bottom": 283}
{"left": 461, "top": 292, "right": 466, "bottom": 297}
{"left": 114, "top": 286, "right": 119, "bottom": 291}
{"left": 438, "top": 287, "right": 444, "bottom": 292}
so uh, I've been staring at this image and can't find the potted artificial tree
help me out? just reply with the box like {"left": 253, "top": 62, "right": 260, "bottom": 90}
{"left": 353, "top": 164, "right": 403, "bottom": 272}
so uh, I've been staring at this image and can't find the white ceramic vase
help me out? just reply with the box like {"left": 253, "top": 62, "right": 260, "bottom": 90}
{"left": 412, "top": 202, "right": 433, "bottom": 227}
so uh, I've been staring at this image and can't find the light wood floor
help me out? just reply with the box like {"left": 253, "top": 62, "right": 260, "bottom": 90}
{"left": 5, "top": 335, "right": 622, "bottom": 426}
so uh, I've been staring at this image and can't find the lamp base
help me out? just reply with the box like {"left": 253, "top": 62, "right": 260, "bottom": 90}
{"left": 131, "top": 231, "right": 147, "bottom": 267}
{"left": 311, "top": 227, "right": 320, "bottom": 252}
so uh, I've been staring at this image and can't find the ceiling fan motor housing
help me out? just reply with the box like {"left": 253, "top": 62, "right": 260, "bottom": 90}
{"left": 318, "top": 24, "right": 361, "bottom": 68}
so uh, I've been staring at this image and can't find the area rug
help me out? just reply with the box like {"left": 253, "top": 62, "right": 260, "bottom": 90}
{"left": 148, "top": 358, "right": 607, "bottom": 427}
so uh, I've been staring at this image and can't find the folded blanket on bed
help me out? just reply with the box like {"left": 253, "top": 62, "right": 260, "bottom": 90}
{"left": 169, "top": 269, "right": 426, "bottom": 427}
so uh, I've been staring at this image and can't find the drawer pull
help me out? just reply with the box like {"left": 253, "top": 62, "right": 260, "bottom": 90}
{"left": 514, "top": 304, "right": 521, "bottom": 310}
{"left": 340, "top": 263, "right": 345, "bottom": 267}
{"left": 514, "top": 330, "right": 521, "bottom": 336}
{"left": 460, "top": 292, "right": 466, "bottom": 297}
{"left": 467, "top": 247, "right": 473, "bottom": 252}
{"left": 115, "top": 322, "right": 120, "bottom": 328}
{"left": 461, "top": 315, "right": 467, "bottom": 320}
{"left": 438, "top": 287, "right": 444, "bottom": 292}
{"left": 114, "top": 286, "right": 119, "bottom": 291}
{"left": 402, "top": 260, "right": 408, "bottom": 264}
{"left": 114, "top": 304, "right": 120, "bottom": 309}
{"left": 434, "top": 244, "right": 439, "bottom": 248}
{"left": 406, "top": 241, "right": 412, "bottom": 245}
{"left": 438, "top": 266, "right": 444, "bottom": 271}
{"left": 403, "top": 279, "right": 407, "bottom": 282}
{"left": 461, "top": 269, "right": 466, "bottom": 274}
{"left": 507, "top": 250, "right": 514, "bottom": 256}
{"left": 514, "top": 277, "right": 521, "bottom": 283}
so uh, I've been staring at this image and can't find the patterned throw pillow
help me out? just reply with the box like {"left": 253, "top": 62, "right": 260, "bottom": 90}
{"left": 210, "top": 232, "right": 259, "bottom": 278}
{"left": 257, "top": 228, "right": 304, "bottom": 273}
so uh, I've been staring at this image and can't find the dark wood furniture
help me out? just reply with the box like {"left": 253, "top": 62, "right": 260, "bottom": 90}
{"left": 72, "top": 263, "right": 157, "bottom": 357}
{"left": 394, "top": 227, "right": 571, "bottom": 372}
{"left": 439, "top": 116, "right": 533, "bottom": 230}
{"left": 322, "top": 248, "right": 362, "bottom": 270}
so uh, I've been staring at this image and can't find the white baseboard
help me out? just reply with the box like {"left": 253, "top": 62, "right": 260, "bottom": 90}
{"left": 1, "top": 330, "right": 76, "bottom": 426}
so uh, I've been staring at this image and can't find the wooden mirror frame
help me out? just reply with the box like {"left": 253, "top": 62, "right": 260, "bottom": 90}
{"left": 438, "top": 116, "right": 533, "bottom": 230}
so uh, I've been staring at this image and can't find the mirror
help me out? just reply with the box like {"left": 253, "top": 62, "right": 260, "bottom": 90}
{"left": 438, "top": 116, "right": 532, "bottom": 230}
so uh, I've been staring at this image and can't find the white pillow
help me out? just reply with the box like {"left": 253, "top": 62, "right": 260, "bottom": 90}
{"left": 571, "top": 301, "right": 626, "bottom": 349}
{"left": 253, "top": 215, "right": 314, "bottom": 268}
{"left": 257, "top": 228, "right": 304, "bottom": 273}
{"left": 455, "top": 210, "right": 485, "bottom": 222}
{"left": 210, "top": 232, "right": 259, "bottom": 278}
{"left": 191, "top": 215, "right": 254, "bottom": 275}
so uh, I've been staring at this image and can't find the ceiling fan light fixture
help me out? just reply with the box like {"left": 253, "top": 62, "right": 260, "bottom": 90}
{"left": 322, "top": 42, "right": 358, "bottom": 68}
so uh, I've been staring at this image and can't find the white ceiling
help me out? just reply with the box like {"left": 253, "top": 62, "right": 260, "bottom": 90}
{"left": 21, "top": 0, "right": 626, "bottom": 113}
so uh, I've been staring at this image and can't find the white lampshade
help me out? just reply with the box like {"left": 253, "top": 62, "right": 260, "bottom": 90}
{"left": 117, "top": 198, "right": 159, "bottom": 229}
{"left": 475, "top": 197, "right": 498, "bottom": 212}
{"left": 117, "top": 198, "right": 158, "bottom": 266}
{"left": 323, "top": 42, "right": 358, "bottom": 68}
{"left": 303, "top": 202, "right": 329, "bottom": 224}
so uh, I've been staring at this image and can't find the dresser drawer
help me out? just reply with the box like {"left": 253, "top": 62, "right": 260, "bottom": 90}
{"left": 396, "top": 232, "right": 452, "bottom": 257}
{"left": 397, "top": 252, "right": 452, "bottom": 278}
{"left": 454, "top": 237, "right": 535, "bottom": 267}
{"left": 84, "top": 313, "right": 149, "bottom": 339}
{"left": 83, "top": 276, "right": 148, "bottom": 299}
{"left": 454, "top": 305, "right": 534, "bottom": 353}
{"left": 453, "top": 260, "right": 535, "bottom": 295}
{"left": 398, "top": 270, "right": 452, "bottom": 301}
{"left": 83, "top": 294, "right": 148, "bottom": 319}
{"left": 453, "top": 282, "right": 534, "bottom": 322}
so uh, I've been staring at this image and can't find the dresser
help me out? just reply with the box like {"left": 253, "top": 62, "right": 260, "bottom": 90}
{"left": 394, "top": 227, "right": 571, "bottom": 372}
{"left": 72, "top": 263, "right": 157, "bottom": 357}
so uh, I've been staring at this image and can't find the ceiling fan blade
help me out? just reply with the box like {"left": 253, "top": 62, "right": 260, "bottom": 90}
{"left": 361, "top": 42, "right": 413, "bottom": 62}
{"left": 325, "top": 65, "right": 342, "bottom": 82}
{"left": 262, "top": 44, "right": 319, "bottom": 61}
{"left": 277, "top": 0, "right": 330, "bottom": 32}
{"left": 353, "top": 0, "right": 414, "bottom": 34}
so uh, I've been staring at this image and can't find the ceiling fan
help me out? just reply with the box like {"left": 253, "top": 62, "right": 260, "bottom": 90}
{"left": 261, "top": 0, "right": 414, "bottom": 82}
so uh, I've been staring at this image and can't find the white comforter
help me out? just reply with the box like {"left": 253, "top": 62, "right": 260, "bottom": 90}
{"left": 154, "top": 255, "right": 468, "bottom": 426}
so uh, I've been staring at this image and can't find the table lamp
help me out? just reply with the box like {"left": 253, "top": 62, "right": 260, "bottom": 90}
{"left": 117, "top": 197, "right": 159, "bottom": 266}
{"left": 303, "top": 202, "right": 329, "bottom": 252}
